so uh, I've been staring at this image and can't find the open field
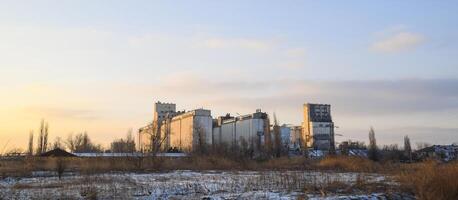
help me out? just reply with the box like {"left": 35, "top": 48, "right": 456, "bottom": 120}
{"left": 0, "top": 170, "right": 406, "bottom": 200}
{"left": 1, "top": 156, "right": 457, "bottom": 199}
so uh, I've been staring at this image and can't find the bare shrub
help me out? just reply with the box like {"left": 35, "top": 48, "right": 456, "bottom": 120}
{"left": 80, "top": 185, "right": 98, "bottom": 200}
{"left": 397, "top": 161, "right": 458, "bottom": 200}
{"left": 55, "top": 158, "right": 67, "bottom": 180}
{"left": 66, "top": 132, "right": 104, "bottom": 153}
{"left": 259, "top": 156, "right": 311, "bottom": 170}
{"left": 110, "top": 130, "right": 136, "bottom": 153}
{"left": 318, "top": 156, "right": 379, "bottom": 172}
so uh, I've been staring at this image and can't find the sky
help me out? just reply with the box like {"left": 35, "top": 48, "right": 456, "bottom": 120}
{"left": 1, "top": 0, "right": 457, "bottom": 151}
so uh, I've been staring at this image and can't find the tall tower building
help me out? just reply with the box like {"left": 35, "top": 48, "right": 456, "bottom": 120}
{"left": 138, "top": 102, "right": 177, "bottom": 152}
{"left": 154, "top": 101, "right": 176, "bottom": 124}
{"left": 302, "top": 103, "right": 335, "bottom": 151}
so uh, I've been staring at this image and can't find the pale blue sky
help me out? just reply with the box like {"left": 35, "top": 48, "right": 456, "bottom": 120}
{"left": 0, "top": 1, "right": 457, "bottom": 149}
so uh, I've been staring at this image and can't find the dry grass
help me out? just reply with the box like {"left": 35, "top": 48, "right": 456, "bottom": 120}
{"left": 396, "top": 160, "right": 458, "bottom": 200}
{"left": 0, "top": 155, "right": 382, "bottom": 177}
{"left": 8, "top": 155, "right": 451, "bottom": 199}
{"left": 317, "top": 156, "right": 380, "bottom": 172}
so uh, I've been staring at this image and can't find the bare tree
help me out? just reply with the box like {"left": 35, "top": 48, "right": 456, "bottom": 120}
{"left": 368, "top": 127, "right": 379, "bottom": 161}
{"left": 404, "top": 135, "right": 412, "bottom": 162}
{"left": 145, "top": 121, "right": 167, "bottom": 155}
{"left": 0, "top": 139, "right": 11, "bottom": 156}
{"left": 111, "top": 129, "right": 136, "bottom": 153}
{"left": 55, "top": 158, "right": 66, "bottom": 180}
{"left": 150, "top": 121, "right": 163, "bottom": 154}
{"left": 5, "top": 148, "right": 23, "bottom": 156}
{"left": 263, "top": 116, "right": 273, "bottom": 157}
{"left": 194, "top": 122, "right": 207, "bottom": 154}
{"left": 82, "top": 132, "right": 89, "bottom": 151}
{"left": 66, "top": 132, "right": 103, "bottom": 153}
{"left": 36, "top": 119, "right": 49, "bottom": 154}
{"left": 28, "top": 131, "right": 34, "bottom": 156}
{"left": 66, "top": 133, "right": 77, "bottom": 153}
{"left": 43, "top": 121, "right": 49, "bottom": 152}
{"left": 126, "top": 129, "right": 135, "bottom": 152}
{"left": 53, "top": 137, "right": 64, "bottom": 149}
{"left": 238, "top": 137, "right": 254, "bottom": 159}
{"left": 272, "top": 113, "right": 282, "bottom": 157}
{"left": 382, "top": 144, "right": 403, "bottom": 161}
{"left": 37, "top": 122, "right": 43, "bottom": 154}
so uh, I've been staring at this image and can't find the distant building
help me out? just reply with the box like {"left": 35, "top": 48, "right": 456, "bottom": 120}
{"left": 138, "top": 124, "right": 153, "bottom": 152}
{"left": 138, "top": 101, "right": 182, "bottom": 152}
{"left": 154, "top": 101, "right": 177, "bottom": 124}
{"left": 140, "top": 101, "right": 337, "bottom": 154}
{"left": 279, "top": 125, "right": 291, "bottom": 149}
{"left": 416, "top": 144, "right": 458, "bottom": 162}
{"left": 302, "top": 103, "right": 335, "bottom": 151}
{"left": 40, "top": 148, "right": 76, "bottom": 157}
{"left": 338, "top": 141, "right": 368, "bottom": 157}
{"left": 162, "top": 109, "right": 213, "bottom": 152}
{"left": 278, "top": 125, "right": 302, "bottom": 151}
{"left": 212, "top": 110, "right": 270, "bottom": 151}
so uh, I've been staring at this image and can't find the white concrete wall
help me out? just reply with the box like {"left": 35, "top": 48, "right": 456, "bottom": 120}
{"left": 289, "top": 126, "right": 302, "bottom": 150}
{"left": 193, "top": 115, "right": 213, "bottom": 147}
{"left": 167, "top": 109, "right": 212, "bottom": 152}
{"left": 214, "top": 118, "right": 266, "bottom": 149}
{"left": 280, "top": 126, "right": 291, "bottom": 147}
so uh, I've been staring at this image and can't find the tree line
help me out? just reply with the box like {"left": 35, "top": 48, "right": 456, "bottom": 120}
{"left": 338, "top": 126, "right": 416, "bottom": 162}
{"left": 19, "top": 119, "right": 421, "bottom": 162}
{"left": 25, "top": 119, "right": 136, "bottom": 155}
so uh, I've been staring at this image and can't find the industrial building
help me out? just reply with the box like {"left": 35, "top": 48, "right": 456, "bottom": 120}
{"left": 278, "top": 125, "right": 302, "bottom": 151}
{"left": 302, "top": 103, "right": 335, "bottom": 151}
{"left": 279, "top": 125, "right": 291, "bottom": 149}
{"left": 212, "top": 110, "right": 270, "bottom": 151}
{"left": 139, "top": 101, "right": 335, "bottom": 154}
{"left": 154, "top": 101, "right": 177, "bottom": 123}
{"left": 138, "top": 102, "right": 182, "bottom": 152}
{"left": 138, "top": 124, "right": 154, "bottom": 152}
{"left": 139, "top": 102, "right": 212, "bottom": 152}
{"left": 161, "top": 109, "right": 213, "bottom": 152}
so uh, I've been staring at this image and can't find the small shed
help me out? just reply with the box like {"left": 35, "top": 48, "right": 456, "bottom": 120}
{"left": 40, "top": 148, "right": 76, "bottom": 157}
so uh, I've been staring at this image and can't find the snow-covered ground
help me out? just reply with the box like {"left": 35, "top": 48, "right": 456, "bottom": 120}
{"left": 0, "top": 170, "right": 412, "bottom": 200}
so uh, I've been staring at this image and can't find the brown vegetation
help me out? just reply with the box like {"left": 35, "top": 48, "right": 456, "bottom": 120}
{"left": 2, "top": 155, "right": 458, "bottom": 199}
{"left": 0, "top": 155, "right": 402, "bottom": 177}
{"left": 396, "top": 160, "right": 458, "bottom": 200}
{"left": 0, "top": 155, "right": 323, "bottom": 177}
{"left": 318, "top": 156, "right": 380, "bottom": 172}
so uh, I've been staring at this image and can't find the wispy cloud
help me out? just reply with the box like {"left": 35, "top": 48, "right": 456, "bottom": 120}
{"left": 201, "top": 38, "right": 273, "bottom": 51}
{"left": 3, "top": 77, "right": 457, "bottom": 147}
{"left": 121, "top": 77, "right": 458, "bottom": 117}
{"left": 285, "top": 48, "right": 306, "bottom": 58}
{"left": 23, "top": 106, "right": 98, "bottom": 120}
{"left": 129, "top": 77, "right": 458, "bottom": 145}
{"left": 371, "top": 31, "right": 425, "bottom": 53}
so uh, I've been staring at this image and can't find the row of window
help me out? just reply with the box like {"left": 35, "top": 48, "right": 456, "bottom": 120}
{"left": 314, "top": 124, "right": 332, "bottom": 128}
